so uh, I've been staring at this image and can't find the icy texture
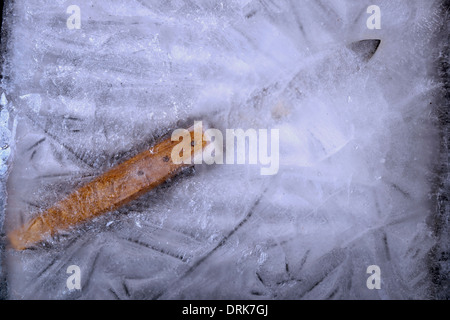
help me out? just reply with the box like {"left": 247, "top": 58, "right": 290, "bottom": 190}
{"left": 0, "top": 92, "right": 11, "bottom": 298}
{"left": 0, "top": 0, "right": 447, "bottom": 299}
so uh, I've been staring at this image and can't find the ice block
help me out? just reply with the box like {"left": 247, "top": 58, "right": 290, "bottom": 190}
{"left": 8, "top": 126, "right": 207, "bottom": 250}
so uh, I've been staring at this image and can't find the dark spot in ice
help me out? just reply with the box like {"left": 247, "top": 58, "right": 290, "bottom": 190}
{"left": 137, "top": 170, "right": 144, "bottom": 176}
{"left": 245, "top": 10, "right": 257, "bottom": 19}
{"left": 125, "top": 238, "right": 187, "bottom": 262}
{"left": 348, "top": 39, "right": 381, "bottom": 62}
{"left": 64, "top": 116, "right": 82, "bottom": 121}
{"left": 256, "top": 272, "right": 265, "bottom": 285}
{"left": 390, "top": 183, "right": 410, "bottom": 198}
{"left": 326, "top": 287, "right": 339, "bottom": 299}
{"left": 122, "top": 282, "right": 131, "bottom": 298}
{"left": 383, "top": 233, "right": 391, "bottom": 261}
{"left": 162, "top": 155, "right": 170, "bottom": 162}
{"left": 26, "top": 137, "right": 46, "bottom": 151}
{"left": 109, "top": 288, "right": 121, "bottom": 300}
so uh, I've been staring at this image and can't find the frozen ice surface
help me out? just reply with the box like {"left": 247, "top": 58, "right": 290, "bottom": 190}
{"left": 0, "top": 0, "right": 448, "bottom": 299}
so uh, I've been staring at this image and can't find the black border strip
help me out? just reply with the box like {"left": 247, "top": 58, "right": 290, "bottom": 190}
{"left": 429, "top": 0, "right": 450, "bottom": 300}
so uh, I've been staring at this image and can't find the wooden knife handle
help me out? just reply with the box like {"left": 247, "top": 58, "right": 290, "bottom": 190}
{"left": 8, "top": 127, "right": 206, "bottom": 250}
